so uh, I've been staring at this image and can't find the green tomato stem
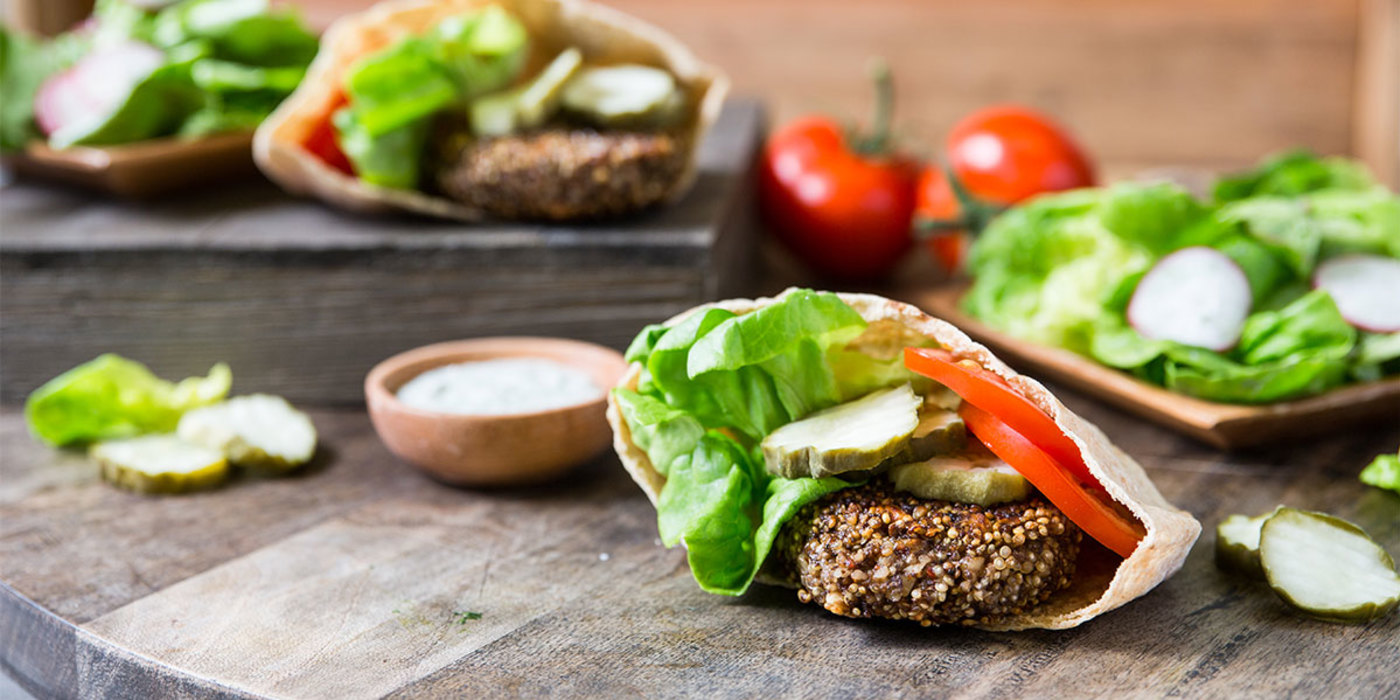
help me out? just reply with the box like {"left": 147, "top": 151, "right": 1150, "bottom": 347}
{"left": 852, "top": 58, "right": 895, "bottom": 156}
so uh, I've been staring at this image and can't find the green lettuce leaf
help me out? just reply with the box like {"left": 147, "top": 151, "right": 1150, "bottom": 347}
{"left": 655, "top": 432, "right": 757, "bottom": 592}
{"left": 333, "top": 107, "right": 430, "bottom": 189}
{"left": 687, "top": 290, "right": 866, "bottom": 376}
{"left": 613, "top": 389, "right": 703, "bottom": 477}
{"left": 1098, "top": 181, "right": 1208, "bottom": 254}
{"left": 190, "top": 58, "right": 303, "bottom": 92}
{"left": 430, "top": 5, "right": 528, "bottom": 98}
{"left": 653, "top": 431, "right": 851, "bottom": 596}
{"left": 964, "top": 151, "right": 1399, "bottom": 405}
{"left": 1235, "top": 290, "right": 1355, "bottom": 366}
{"left": 154, "top": 0, "right": 317, "bottom": 67}
{"left": 1089, "top": 319, "right": 1167, "bottom": 370}
{"left": 1212, "top": 234, "right": 1292, "bottom": 304}
{"left": 1161, "top": 344, "right": 1350, "bottom": 404}
{"left": 1213, "top": 150, "right": 1378, "bottom": 203}
{"left": 25, "top": 354, "right": 231, "bottom": 446}
{"left": 1359, "top": 452, "right": 1400, "bottom": 495}
{"left": 963, "top": 186, "right": 1162, "bottom": 354}
{"left": 620, "top": 290, "right": 879, "bottom": 595}
{"left": 344, "top": 37, "right": 458, "bottom": 137}
{"left": 0, "top": 26, "right": 90, "bottom": 150}
{"left": 54, "top": 55, "right": 205, "bottom": 148}
{"left": 1309, "top": 188, "right": 1400, "bottom": 259}
{"left": 92, "top": 0, "right": 159, "bottom": 47}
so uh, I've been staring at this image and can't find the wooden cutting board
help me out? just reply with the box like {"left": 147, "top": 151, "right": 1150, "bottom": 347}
{"left": 0, "top": 99, "right": 764, "bottom": 406}
{"left": 2, "top": 393, "right": 1396, "bottom": 698}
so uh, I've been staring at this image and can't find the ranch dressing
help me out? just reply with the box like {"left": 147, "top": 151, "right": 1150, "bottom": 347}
{"left": 396, "top": 358, "right": 603, "bottom": 415}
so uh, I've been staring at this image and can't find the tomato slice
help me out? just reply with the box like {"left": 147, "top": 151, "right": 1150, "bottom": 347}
{"left": 904, "top": 347, "right": 1099, "bottom": 489}
{"left": 301, "top": 92, "right": 354, "bottom": 176}
{"left": 960, "top": 404, "right": 1143, "bottom": 558}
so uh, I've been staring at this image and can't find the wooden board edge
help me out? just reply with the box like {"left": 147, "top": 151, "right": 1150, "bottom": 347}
{"left": 909, "top": 285, "right": 1400, "bottom": 448}
{"left": 0, "top": 582, "right": 261, "bottom": 700}
{"left": 7, "top": 132, "right": 258, "bottom": 197}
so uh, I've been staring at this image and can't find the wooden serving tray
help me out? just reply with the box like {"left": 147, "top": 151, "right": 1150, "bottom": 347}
{"left": 914, "top": 286, "right": 1400, "bottom": 449}
{"left": 0, "top": 99, "right": 765, "bottom": 406}
{"left": 3, "top": 131, "right": 258, "bottom": 197}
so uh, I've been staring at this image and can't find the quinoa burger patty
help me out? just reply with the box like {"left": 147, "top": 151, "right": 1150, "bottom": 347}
{"left": 774, "top": 483, "right": 1082, "bottom": 627}
{"left": 430, "top": 128, "right": 687, "bottom": 220}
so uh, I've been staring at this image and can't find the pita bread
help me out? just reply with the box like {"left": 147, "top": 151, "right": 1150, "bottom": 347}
{"left": 605, "top": 288, "right": 1201, "bottom": 631}
{"left": 253, "top": 0, "right": 728, "bottom": 220}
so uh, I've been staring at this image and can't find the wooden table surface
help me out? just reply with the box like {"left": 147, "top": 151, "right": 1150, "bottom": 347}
{"left": 2, "top": 383, "right": 1397, "bottom": 698}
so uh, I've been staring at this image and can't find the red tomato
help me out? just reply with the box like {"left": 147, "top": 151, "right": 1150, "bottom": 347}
{"left": 302, "top": 93, "right": 354, "bottom": 176}
{"left": 759, "top": 65, "right": 920, "bottom": 281}
{"left": 947, "top": 104, "right": 1095, "bottom": 204}
{"left": 960, "top": 404, "right": 1144, "bottom": 559}
{"left": 903, "top": 347, "right": 1099, "bottom": 489}
{"left": 915, "top": 105, "right": 1095, "bottom": 273}
{"left": 760, "top": 117, "right": 919, "bottom": 281}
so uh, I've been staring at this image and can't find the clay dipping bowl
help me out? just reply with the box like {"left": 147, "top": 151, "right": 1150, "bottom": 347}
{"left": 365, "top": 337, "right": 628, "bottom": 487}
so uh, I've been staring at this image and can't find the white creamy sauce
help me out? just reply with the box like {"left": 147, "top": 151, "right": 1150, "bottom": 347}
{"left": 396, "top": 358, "right": 603, "bottom": 415}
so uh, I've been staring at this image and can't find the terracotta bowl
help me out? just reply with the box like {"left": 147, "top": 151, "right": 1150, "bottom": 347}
{"left": 365, "top": 337, "right": 628, "bottom": 486}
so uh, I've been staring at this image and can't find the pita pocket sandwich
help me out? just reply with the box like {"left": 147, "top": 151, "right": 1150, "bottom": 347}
{"left": 607, "top": 289, "right": 1200, "bottom": 630}
{"left": 254, "top": 0, "right": 727, "bottom": 221}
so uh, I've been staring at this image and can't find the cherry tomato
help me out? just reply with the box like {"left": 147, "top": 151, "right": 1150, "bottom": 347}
{"left": 960, "top": 404, "right": 1144, "bottom": 559}
{"left": 759, "top": 65, "right": 920, "bottom": 281}
{"left": 904, "top": 347, "right": 1099, "bottom": 490}
{"left": 915, "top": 105, "right": 1095, "bottom": 273}
{"left": 947, "top": 104, "right": 1094, "bottom": 205}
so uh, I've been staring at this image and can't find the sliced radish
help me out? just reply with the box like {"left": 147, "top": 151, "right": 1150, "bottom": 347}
{"left": 33, "top": 41, "right": 164, "bottom": 143}
{"left": 1313, "top": 255, "right": 1400, "bottom": 332}
{"left": 1127, "top": 246, "right": 1252, "bottom": 351}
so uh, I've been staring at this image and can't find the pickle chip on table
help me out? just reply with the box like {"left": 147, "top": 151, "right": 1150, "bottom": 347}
{"left": 253, "top": 0, "right": 727, "bottom": 221}
{"left": 607, "top": 289, "right": 1200, "bottom": 631}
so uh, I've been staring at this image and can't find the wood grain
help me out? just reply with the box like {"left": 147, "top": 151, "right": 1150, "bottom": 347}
{"left": 0, "top": 99, "right": 764, "bottom": 406}
{"left": 913, "top": 285, "right": 1400, "bottom": 449}
{"left": 1, "top": 395, "right": 1396, "bottom": 698}
{"left": 293, "top": 0, "right": 1377, "bottom": 181}
{"left": 1354, "top": 0, "right": 1400, "bottom": 188}
{"left": 3, "top": 132, "right": 259, "bottom": 197}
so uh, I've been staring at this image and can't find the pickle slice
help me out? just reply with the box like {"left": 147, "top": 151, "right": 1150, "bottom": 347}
{"left": 761, "top": 384, "right": 921, "bottom": 479}
{"left": 905, "top": 408, "right": 966, "bottom": 462}
{"left": 469, "top": 90, "right": 518, "bottom": 137}
{"left": 560, "top": 64, "right": 680, "bottom": 127}
{"left": 1259, "top": 507, "right": 1400, "bottom": 623}
{"left": 1215, "top": 511, "right": 1274, "bottom": 578}
{"left": 470, "top": 48, "right": 583, "bottom": 137}
{"left": 92, "top": 434, "right": 229, "bottom": 494}
{"left": 889, "top": 446, "right": 1031, "bottom": 506}
{"left": 177, "top": 394, "right": 317, "bottom": 471}
{"left": 515, "top": 47, "right": 583, "bottom": 129}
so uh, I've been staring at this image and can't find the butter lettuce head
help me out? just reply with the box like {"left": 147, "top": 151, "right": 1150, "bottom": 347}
{"left": 963, "top": 185, "right": 1160, "bottom": 354}
{"left": 964, "top": 152, "right": 1400, "bottom": 404}
{"left": 25, "top": 354, "right": 231, "bottom": 446}
{"left": 615, "top": 290, "right": 877, "bottom": 596}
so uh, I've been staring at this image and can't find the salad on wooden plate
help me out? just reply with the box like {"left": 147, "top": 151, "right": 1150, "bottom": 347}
{"left": 0, "top": 0, "right": 318, "bottom": 195}
{"left": 919, "top": 152, "right": 1400, "bottom": 447}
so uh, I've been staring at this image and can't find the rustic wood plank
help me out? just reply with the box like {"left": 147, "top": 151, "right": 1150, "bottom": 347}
{"left": 296, "top": 0, "right": 1366, "bottom": 176}
{"left": 0, "top": 100, "right": 764, "bottom": 406}
{"left": 1, "top": 392, "right": 1396, "bottom": 697}
{"left": 1354, "top": 0, "right": 1400, "bottom": 187}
